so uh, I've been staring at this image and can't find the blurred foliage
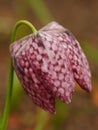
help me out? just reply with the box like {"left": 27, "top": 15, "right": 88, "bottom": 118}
{"left": 52, "top": 101, "right": 69, "bottom": 130}
{"left": 0, "top": 0, "right": 98, "bottom": 130}
{"left": 26, "top": 0, "right": 53, "bottom": 24}
{"left": 81, "top": 42, "right": 98, "bottom": 65}
{"left": 0, "top": 112, "right": 2, "bottom": 128}
{"left": 0, "top": 17, "right": 13, "bottom": 34}
{"left": 11, "top": 73, "right": 23, "bottom": 108}
{"left": 11, "top": 0, "right": 53, "bottom": 25}
{"left": 35, "top": 110, "right": 49, "bottom": 130}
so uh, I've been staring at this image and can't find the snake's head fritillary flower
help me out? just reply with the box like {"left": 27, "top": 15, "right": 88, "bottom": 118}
{"left": 10, "top": 21, "right": 92, "bottom": 114}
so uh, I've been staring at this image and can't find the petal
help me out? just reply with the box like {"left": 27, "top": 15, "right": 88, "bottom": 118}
{"left": 49, "top": 25, "right": 92, "bottom": 92}
{"left": 40, "top": 21, "right": 65, "bottom": 32}
{"left": 38, "top": 30, "right": 75, "bottom": 103}
{"left": 10, "top": 34, "right": 55, "bottom": 114}
{"left": 65, "top": 31, "right": 92, "bottom": 92}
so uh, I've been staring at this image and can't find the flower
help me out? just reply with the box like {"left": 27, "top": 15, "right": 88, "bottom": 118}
{"left": 10, "top": 21, "right": 92, "bottom": 114}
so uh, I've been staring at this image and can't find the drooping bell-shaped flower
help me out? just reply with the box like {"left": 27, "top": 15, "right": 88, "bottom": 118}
{"left": 10, "top": 21, "right": 92, "bottom": 114}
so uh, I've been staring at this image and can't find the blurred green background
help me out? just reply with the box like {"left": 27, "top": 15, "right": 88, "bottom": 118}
{"left": 0, "top": 0, "right": 98, "bottom": 130}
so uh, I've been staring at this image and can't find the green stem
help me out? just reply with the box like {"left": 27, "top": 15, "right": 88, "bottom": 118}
{"left": 1, "top": 20, "right": 37, "bottom": 130}
{"left": 11, "top": 20, "right": 37, "bottom": 42}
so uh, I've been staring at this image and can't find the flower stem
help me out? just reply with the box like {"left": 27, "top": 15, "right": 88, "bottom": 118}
{"left": 11, "top": 20, "right": 37, "bottom": 42}
{"left": 1, "top": 20, "right": 37, "bottom": 130}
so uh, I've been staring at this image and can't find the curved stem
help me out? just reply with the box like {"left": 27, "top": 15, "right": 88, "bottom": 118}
{"left": 1, "top": 20, "right": 37, "bottom": 130}
{"left": 11, "top": 20, "right": 37, "bottom": 42}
